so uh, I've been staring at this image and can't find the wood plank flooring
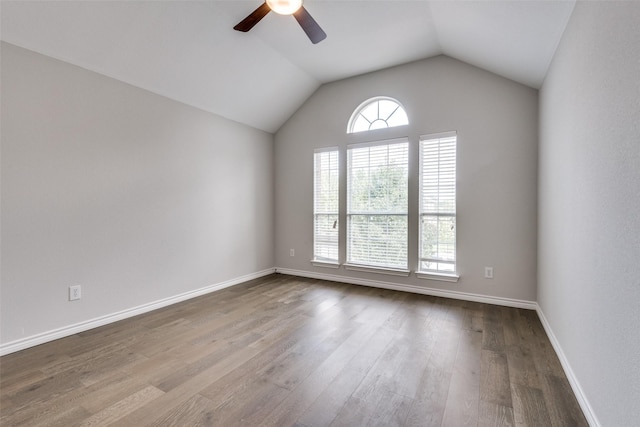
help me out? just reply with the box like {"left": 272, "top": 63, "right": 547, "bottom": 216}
{"left": 0, "top": 274, "right": 588, "bottom": 426}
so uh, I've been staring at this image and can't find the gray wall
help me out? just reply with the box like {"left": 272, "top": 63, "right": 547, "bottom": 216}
{"left": 275, "top": 56, "right": 539, "bottom": 302}
{"left": 538, "top": 2, "right": 640, "bottom": 425}
{"left": 1, "top": 43, "right": 275, "bottom": 346}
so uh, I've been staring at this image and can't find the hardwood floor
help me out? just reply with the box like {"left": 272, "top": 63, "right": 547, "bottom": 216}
{"left": 0, "top": 274, "right": 588, "bottom": 426}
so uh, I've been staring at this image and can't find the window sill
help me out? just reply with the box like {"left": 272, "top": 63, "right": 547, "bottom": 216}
{"left": 344, "top": 263, "right": 410, "bottom": 277}
{"left": 416, "top": 271, "right": 460, "bottom": 283}
{"left": 311, "top": 260, "right": 340, "bottom": 269}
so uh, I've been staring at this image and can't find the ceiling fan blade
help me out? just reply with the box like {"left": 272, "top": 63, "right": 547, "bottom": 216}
{"left": 293, "top": 6, "right": 326, "bottom": 44}
{"left": 234, "top": 2, "right": 271, "bottom": 32}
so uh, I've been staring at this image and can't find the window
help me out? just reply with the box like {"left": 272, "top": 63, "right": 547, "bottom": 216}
{"left": 347, "top": 139, "right": 409, "bottom": 271}
{"left": 419, "top": 132, "right": 457, "bottom": 275}
{"left": 313, "top": 97, "right": 458, "bottom": 281}
{"left": 347, "top": 97, "right": 408, "bottom": 134}
{"left": 313, "top": 148, "right": 339, "bottom": 264}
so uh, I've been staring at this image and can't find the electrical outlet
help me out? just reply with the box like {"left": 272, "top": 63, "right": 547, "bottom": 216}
{"left": 290, "top": 249, "right": 295, "bottom": 257}
{"left": 69, "top": 285, "right": 81, "bottom": 301}
{"left": 484, "top": 267, "right": 494, "bottom": 279}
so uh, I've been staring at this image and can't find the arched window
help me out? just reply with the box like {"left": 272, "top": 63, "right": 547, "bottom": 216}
{"left": 347, "top": 97, "right": 409, "bottom": 134}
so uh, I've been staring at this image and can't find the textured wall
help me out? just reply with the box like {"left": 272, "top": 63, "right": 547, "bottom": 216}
{"left": 1, "top": 43, "right": 274, "bottom": 346}
{"left": 538, "top": 2, "right": 640, "bottom": 425}
{"left": 275, "top": 56, "right": 539, "bottom": 302}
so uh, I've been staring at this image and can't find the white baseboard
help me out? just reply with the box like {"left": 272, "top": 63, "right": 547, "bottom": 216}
{"left": 535, "top": 305, "right": 600, "bottom": 427}
{"left": 275, "top": 268, "right": 537, "bottom": 310}
{"left": 0, "top": 268, "right": 276, "bottom": 356}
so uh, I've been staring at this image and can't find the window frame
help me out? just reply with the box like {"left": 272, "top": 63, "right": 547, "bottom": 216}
{"left": 345, "top": 138, "right": 410, "bottom": 275}
{"left": 347, "top": 97, "right": 409, "bottom": 134}
{"left": 312, "top": 147, "right": 340, "bottom": 267}
{"left": 417, "top": 131, "right": 459, "bottom": 281}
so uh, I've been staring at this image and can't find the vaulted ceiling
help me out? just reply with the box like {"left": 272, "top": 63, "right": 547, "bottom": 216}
{"left": 1, "top": 1, "right": 575, "bottom": 133}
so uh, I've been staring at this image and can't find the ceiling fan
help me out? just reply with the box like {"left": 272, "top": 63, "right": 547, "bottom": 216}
{"left": 234, "top": 0, "right": 327, "bottom": 44}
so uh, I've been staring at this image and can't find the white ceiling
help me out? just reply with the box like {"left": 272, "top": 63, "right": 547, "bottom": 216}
{"left": 0, "top": 1, "right": 576, "bottom": 133}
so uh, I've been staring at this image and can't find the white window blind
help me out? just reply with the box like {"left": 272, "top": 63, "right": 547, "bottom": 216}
{"left": 313, "top": 148, "right": 339, "bottom": 263}
{"left": 347, "top": 139, "right": 408, "bottom": 270}
{"left": 419, "top": 132, "right": 457, "bottom": 273}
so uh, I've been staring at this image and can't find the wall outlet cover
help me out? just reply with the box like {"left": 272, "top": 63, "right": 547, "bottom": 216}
{"left": 484, "top": 267, "right": 494, "bottom": 279}
{"left": 69, "top": 285, "right": 81, "bottom": 301}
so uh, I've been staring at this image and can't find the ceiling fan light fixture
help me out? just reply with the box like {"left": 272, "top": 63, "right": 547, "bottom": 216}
{"left": 234, "top": 0, "right": 325, "bottom": 44}
{"left": 266, "top": 0, "right": 303, "bottom": 15}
